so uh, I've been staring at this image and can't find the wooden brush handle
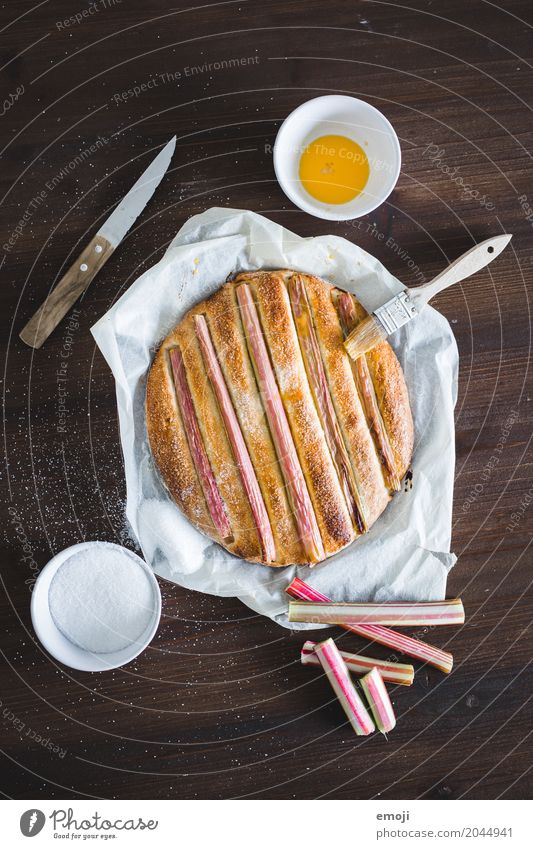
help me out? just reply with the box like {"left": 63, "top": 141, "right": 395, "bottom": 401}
{"left": 19, "top": 234, "right": 114, "bottom": 349}
{"left": 412, "top": 234, "right": 512, "bottom": 307}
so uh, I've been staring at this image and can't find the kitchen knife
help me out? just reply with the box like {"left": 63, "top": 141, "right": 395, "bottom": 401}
{"left": 19, "top": 136, "right": 176, "bottom": 349}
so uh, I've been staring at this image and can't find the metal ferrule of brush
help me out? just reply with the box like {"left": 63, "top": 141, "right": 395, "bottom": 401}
{"left": 374, "top": 290, "right": 419, "bottom": 335}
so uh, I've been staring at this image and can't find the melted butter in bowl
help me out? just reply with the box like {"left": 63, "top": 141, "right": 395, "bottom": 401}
{"left": 299, "top": 134, "right": 370, "bottom": 205}
{"left": 274, "top": 95, "right": 401, "bottom": 221}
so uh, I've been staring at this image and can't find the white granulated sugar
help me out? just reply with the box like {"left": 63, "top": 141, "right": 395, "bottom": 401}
{"left": 48, "top": 546, "right": 156, "bottom": 653}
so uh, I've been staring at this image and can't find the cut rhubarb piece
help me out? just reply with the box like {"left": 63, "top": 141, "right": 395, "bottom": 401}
{"left": 289, "top": 599, "right": 465, "bottom": 627}
{"left": 169, "top": 347, "right": 232, "bottom": 540}
{"left": 360, "top": 667, "right": 396, "bottom": 734}
{"left": 236, "top": 284, "right": 325, "bottom": 563}
{"left": 301, "top": 640, "right": 414, "bottom": 686}
{"left": 286, "top": 577, "right": 454, "bottom": 673}
{"left": 289, "top": 275, "right": 365, "bottom": 533}
{"left": 194, "top": 314, "right": 276, "bottom": 562}
{"left": 337, "top": 292, "right": 400, "bottom": 491}
{"left": 314, "top": 638, "right": 375, "bottom": 736}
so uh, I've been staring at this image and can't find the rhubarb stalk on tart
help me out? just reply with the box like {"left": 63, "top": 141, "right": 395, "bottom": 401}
{"left": 168, "top": 347, "right": 231, "bottom": 541}
{"left": 236, "top": 283, "right": 324, "bottom": 564}
{"left": 288, "top": 274, "right": 366, "bottom": 533}
{"left": 194, "top": 314, "right": 275, "bottom": 562}
{"left": 337, "top": 291, "right": 401, "bottom": 491}
{"left": 146, "top": 271, "right": 413, "bottom": 567}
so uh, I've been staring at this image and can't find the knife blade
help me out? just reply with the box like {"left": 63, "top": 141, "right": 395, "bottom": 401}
{"left": 19, "top": 136, "right": 176, "bottom": 349}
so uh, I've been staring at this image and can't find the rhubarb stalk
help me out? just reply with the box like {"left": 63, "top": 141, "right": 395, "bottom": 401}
{"left": 194, "top": 315, "right": 276, "bottom": 562}
{"left": 286, "top": 577, "right": 454, "bottom": 673}
{"left": 360, "top": 667, "right": 396, "bottom": 733}
{"left": 301, "top": 640, "right": 414, "bottom": 686}
{"left": 169, "top": 347, "right": 232, "bottom": 540}
{"left": 289, "top": 599, "right": 465, "bottom": 627}
{"left": 236, "top": 284, "right": 324, "bottom": 563}
{"left": 337, "top": 292, "right": 400, "bottom": 491}
{"left": 314, "top": 638, "right": 375, "bottom": 736}
{"left": 289, "top": 275, "right": 365, "bottom": 533}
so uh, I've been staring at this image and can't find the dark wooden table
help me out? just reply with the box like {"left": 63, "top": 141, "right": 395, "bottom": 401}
{"left": 2, "top": 0, "right": 532, "bottom": 800}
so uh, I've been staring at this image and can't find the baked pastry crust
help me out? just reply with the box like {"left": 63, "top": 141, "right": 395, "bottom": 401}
{"left": 145, "top": 271, "right": 413, "bottom": 567}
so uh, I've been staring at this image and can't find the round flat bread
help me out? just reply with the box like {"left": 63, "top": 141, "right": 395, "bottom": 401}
{"left": 146, "top": 270, "right": 413, "bottom": 567}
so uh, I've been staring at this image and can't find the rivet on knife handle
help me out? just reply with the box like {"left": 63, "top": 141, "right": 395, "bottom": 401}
{"left": 19, "top": 235, "right": 114, "bottom": 349}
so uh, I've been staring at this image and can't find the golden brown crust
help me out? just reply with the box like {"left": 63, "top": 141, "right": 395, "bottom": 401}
{"left": 145, "top": 342, "right": 217, "bottom": 540}
{"left": 202, "top": 282, "right": 304, "bottom": 566}
{"left": 242, "top": 270, "right": 354, "bottom": 556}
{"left": 145, "top": 270, "right": 413, "bottom": 566}
{"left": 365, "top": 343, "right": 414, "bottom": 479}
{"left": 340, "top": 291, "right": 414, "bottom": 480}
{"left": 304, "top": 275, "right": 390, "bottom": 527}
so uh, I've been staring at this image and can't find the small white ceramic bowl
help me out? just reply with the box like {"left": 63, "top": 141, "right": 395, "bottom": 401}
{"left": 273, "top": 95, "right": 401, "bottom": 221}
{"left": 30, "top": 541, "right": 161, "bottom": 672}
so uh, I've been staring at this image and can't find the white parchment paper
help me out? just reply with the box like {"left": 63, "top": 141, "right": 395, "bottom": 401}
{"left": 92, "top": 208, "right": 458, "bottom": 629}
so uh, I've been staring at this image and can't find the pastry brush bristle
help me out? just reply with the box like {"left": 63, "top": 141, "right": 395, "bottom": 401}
{"left": 344, "top": 314, "right": 388, "bottom": 360}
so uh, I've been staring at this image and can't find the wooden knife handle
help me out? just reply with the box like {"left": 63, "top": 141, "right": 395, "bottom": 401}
{"left": 19, "top": 234, "right": 114, "bottom": 349}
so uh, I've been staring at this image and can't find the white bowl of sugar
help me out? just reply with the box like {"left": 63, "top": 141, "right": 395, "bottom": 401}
{"left": 31, "top": 541, "right": 161, "bottom": 672}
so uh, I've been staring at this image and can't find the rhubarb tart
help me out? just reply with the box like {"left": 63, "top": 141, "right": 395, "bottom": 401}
{"left": 145, "top": 271, "right": 413, "bottom": 566}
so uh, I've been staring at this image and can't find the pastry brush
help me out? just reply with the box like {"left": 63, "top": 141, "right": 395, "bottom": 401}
{"left": 344, "top": 234, "right": 512, "bottom": 360}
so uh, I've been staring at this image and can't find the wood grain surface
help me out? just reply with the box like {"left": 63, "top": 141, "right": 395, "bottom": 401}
{"left": 1, "top": 0, "right": 532, "bottom": 800}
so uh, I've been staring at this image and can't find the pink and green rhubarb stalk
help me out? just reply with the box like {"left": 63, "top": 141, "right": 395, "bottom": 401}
{"left": 314, "top": 638, "right": 375, "bottom": 736}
